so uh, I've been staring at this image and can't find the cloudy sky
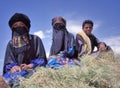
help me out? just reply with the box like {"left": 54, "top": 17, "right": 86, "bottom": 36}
{"left": 0, "top": 0, "right": 120, "bottom": 73}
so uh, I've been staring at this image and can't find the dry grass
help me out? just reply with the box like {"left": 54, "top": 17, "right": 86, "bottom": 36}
{"left": 19, "top": 52, "right": 120, "bottom": 88}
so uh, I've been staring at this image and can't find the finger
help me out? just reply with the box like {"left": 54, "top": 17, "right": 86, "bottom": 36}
{"left": 20, "top": 64, "right": 25, "bottom": 67}
{"left": 18, "top": 67, "right": 22, "bottom": 72}
{"left": 11, "top": 67, "right": 16, "bottom": 73}
{"left": 15, "top": 66, "right": 21, "bottom": 72}
{"left": 21, "top": 65, "right": 27, "bottom": 70}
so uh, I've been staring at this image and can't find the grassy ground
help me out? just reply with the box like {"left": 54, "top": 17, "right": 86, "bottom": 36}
{"left": 20, "top": 52, "right": 120, "bottom": 88}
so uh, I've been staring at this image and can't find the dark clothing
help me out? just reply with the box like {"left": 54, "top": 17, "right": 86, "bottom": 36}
{"left": 76, "top": 34, "right": 101, "bottom": 57}
{"left": 50, "top": 28, "right": 75, "bottom": 58}
{"left": 48, "top": 16, "right": 80, "bottom": 70}
{"left": 3, "top": 34, "right": 47, "bottom": 74}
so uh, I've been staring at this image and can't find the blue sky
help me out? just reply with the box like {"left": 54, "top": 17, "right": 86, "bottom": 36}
{"left": 0, "top": 0, "right": 120, "bottom": 73}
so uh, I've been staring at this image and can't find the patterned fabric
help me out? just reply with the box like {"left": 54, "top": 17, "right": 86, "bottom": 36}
{"left": 12, "top": 34, "right": 29, "bottom": 48}
{"left": 47, "top": 51, "right": 80, "bottom": 69}
{"left": 12, "top": 27, "right": 29, "bottom": 48}
{"left": 47, "top": 55, "right": 77, "bottom": 69}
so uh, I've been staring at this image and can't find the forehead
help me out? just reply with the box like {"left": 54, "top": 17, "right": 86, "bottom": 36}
{"left": 84, "top": 23, "right": 93, "bottom": 27}
{"left": 53, "top": 17, "right": 64, "bottom": 25}
{"left": 12, "top": 21, "right": 25, "bottom": 25}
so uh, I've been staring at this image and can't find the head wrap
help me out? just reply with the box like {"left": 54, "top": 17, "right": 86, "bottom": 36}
{"left": 52, "top": 16, "right": 66, "bottom": 27}
{"left": 50, "top": 16, "right": 68, "bottom": 55}
{"left": 9, "top": 13, "right": 31, "bottom": 31}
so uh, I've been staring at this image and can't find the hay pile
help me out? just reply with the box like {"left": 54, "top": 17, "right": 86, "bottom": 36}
{"left": 20, "top": 52, "right": 120, "bottom": 88}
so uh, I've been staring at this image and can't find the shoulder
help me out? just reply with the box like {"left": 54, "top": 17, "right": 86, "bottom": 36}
{"left": 5, "top": 40, "right": 13, "bottom": 49}
{"left": 76, "top": 33, "right": 83, "bottom": 39}
{"left": 29, "top": 34, "right": 42, "bottom": 40}
{"left": 68, "top": 32, "right": 74, "bottom": 38}
{"left": 68, "top": 33, "right": 75, "bottom": 41}
{"left": 7, "top": 40, "right": 13, "bottom": 46}
{"left": 90, "top": 34, "right": 96, "bottom": 38}
{"left": 89, "top": 34, "right": 98, "bottom": 40}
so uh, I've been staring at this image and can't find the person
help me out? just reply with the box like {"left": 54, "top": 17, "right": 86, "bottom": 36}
{"left": 76, "top": 20, "right": 112, "bottom": 59}
{"left": 3, "top": 13, "right": 47, "bottom": 87}
{"left": 47, "top": 16, "right": 80, "bottom": 69}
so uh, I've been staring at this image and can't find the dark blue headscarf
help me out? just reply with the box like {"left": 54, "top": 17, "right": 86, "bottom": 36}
{"left": 50, "top": 16, "right": 75, "bottom": 56}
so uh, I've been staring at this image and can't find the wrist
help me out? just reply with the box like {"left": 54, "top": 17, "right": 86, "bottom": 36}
{"left": 28, "top": 64, "right": 33, "bottom": 69}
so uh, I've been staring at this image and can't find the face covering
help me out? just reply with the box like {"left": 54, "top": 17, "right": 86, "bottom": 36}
{"left": 12, "top": 27, "right": 29, "bottom": 48}
{"left": 51, "top": 23, "right": 66, "bottom": 54}
{"left": 53, "top": 23, "right": 65, "bottom": 30}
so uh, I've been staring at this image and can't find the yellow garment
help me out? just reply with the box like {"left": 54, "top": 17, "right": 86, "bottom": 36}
{"left": 77, "top": 31, "right": 92, "bottom": 55}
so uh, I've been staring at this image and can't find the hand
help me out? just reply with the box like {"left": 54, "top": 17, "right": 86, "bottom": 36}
{"left": 99, "top": 43, "right": 107, "bottom": 52}
{"left": 20, "top": 64, "right": 33, "bottom": 70}
{"left": 11, "top": 66, "right": 21, "bottom": 73}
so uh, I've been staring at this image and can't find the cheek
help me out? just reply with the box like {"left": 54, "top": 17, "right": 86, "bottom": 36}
{"left": 83, "top": 29, "right": 92, "bottom": 35}
{"left": 90, "top": 28, "right": 93, "bottom": 31}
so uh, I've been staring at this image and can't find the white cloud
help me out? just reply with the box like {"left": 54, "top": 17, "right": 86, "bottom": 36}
{"left": 45, "top": 29, "right": 52, "bottom": 38}
{"left": 45, "top": 29, "right": 52, "bottom": 34}
{"left": 67, "top": 20, "right": 82, "bottom": 34}
{"left": 103, "top": 36, "right": 120, "bottom": 54}
{"left": 34, "top": 30, "right": 45, "bottom": 39}
{"left": 34, "top": 29, "right": 52, "bottom": 39}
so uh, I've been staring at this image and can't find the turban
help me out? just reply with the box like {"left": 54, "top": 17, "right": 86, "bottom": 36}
{"left": 9, "top": 13, "right": 31, "bottom": 31}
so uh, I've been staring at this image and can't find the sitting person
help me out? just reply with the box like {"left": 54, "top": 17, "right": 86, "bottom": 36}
{"left": 3, "top": 13, "right": 47, "bottom": 87}
{"left": 47, "top": 16, "right": 80, "bottom": 69}
{"left": 76, "top": 20, "right": 112, "bottom": 59}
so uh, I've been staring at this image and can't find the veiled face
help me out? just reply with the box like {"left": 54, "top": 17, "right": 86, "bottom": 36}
{"left": 53, "top": 23, "right": 65, "bottom": 30}
{"left": 82, "top": 23, "right": 93, "bottom": 36}
{"left": 52, "top": 16, "right": 66, "bottom": 30}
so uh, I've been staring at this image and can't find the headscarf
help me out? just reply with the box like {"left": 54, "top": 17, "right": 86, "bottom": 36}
{"left": 9, "top": 13, "right": 31, "bottom": 31}
{"left": 50, "top": 16, "right": 68, "bottom": 55}
{"left": 8, "top": 13, "right": 30, "bottom": 48}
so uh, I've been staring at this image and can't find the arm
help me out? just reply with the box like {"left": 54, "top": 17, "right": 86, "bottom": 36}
{"left": 94, "top": 35, "right": 109, "bottom": 52}
{"left": 75, "top": 34, "right": 85, "bottom": 57}
{"left": 30, "top": 35, "right": 47, "bottom": 68}
{"left": 67, "top": 33, "right": 75, "bottom": 57}
{"left": 3, "top": 41, "right": 21, "bottom": 74}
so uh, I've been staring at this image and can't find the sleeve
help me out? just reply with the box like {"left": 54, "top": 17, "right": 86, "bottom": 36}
{"left": 31, "top": 35, "right": 47, "bottom": 67}
{"left": 50, "top": 38, "right": 54, "bottom": 56}
{"left": 67, "top": 33, "right": 75, "bottom": 57}
{"left": 93, "top": 35, "right": 106, "bottom": 49}
{"left": 94, "top": 35, "right": 101, "bottom": 47}
{"left": 30, "top": 58, "right": 46, "bottom": 68}
{"left": 3, "top": 41, "right": 18, "bottom": 74}
{"left": 75, "top": 34, "right": 85, "bottom": 57}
